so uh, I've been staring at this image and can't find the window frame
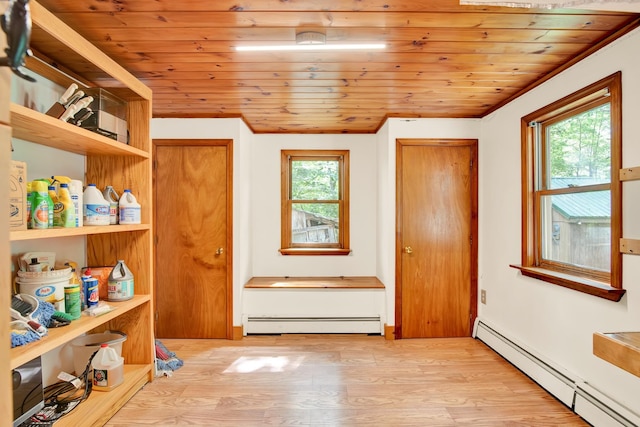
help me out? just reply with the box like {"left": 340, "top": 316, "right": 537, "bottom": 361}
{"left": 512, "top": 72, "right": 625, "bottom": 301}
{"left": 279, "top": 149, "right": 351, "bottom": 256}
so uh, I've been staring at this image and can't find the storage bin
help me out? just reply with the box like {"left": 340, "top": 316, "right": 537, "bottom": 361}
{"left": 70, "top": 330, "right": 127, "bottom": 376}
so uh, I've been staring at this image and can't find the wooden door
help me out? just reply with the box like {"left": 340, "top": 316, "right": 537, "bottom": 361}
{"left": 154, "top": 140, "right": 232, "bottom": 338}
{"left": 396, "top": 139, "right": 478, "bottom": 339}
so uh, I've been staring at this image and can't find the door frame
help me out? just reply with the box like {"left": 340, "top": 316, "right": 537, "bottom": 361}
{"left": 152, "top": 139, "right": 234, "bottom": 339}
{"left": 394, "top": 138, "right": 478, "bottom": 339}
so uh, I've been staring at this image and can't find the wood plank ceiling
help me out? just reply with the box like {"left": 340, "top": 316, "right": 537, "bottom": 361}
{"left": 32, "top": 0, "right": 640, "bottom": 133}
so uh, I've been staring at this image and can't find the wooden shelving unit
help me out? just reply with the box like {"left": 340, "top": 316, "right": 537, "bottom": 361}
{"left": 3, "top": 1, "right": 154, "bottom": 426}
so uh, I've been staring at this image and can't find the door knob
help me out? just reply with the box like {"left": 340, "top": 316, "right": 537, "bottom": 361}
{"left": 216, "top": 247, "right": 224, "bottom": 255}
{"left": 404, "top": 246, "right": 413, "bottom": 254}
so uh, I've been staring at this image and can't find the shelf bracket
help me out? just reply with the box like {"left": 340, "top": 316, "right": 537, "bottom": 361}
{"left": 620, "top": 238, "right": 640, "bottom": 255}
{"left": 620, "top": 167, "right": 640, "bottom": 181}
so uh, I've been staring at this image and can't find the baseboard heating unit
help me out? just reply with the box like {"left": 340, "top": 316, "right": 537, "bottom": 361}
{"left": 244, "top": 315, "right": 382, "bottom": 335}
{"left": 473, "top": 319, "right": 640, "bottom": 427}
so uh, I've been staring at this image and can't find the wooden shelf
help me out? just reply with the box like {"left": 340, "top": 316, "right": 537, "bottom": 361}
{"left": 10, "top": 103, "right": 149, "bottom": 158}
{"left": 10, "top": 223, "right": 150, "bottom": 242}
{"left": 593, "top": 332, "right": 640, "bottom": 377}
{"left": 55, "top": 364, "right": 152, "bottom": 427}
{"left": 10, "top": 295, "right": 151, "bottom": 370}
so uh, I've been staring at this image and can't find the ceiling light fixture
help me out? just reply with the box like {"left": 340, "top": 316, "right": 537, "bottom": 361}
{"left": 235, "top": 31, "right": 386, "bottom": 52}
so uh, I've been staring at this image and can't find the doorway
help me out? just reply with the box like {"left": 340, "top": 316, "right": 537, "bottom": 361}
{"left": 154, "top": 140, "right": 233, "bottom": 339}
{"left": 395, "top": 139, "right": 478, "bottom": 339}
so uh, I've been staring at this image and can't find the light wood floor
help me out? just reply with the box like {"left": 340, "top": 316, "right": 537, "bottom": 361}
{"left": 106, "top": 335, "right": 589, "bottom": 426}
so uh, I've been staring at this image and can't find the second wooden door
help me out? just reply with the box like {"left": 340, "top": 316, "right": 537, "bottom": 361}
{"left": 154, "top": 141, "right": 232, "bottom": 339}
{"left": 396, "top": 139, "right": 478, "bottom": 339}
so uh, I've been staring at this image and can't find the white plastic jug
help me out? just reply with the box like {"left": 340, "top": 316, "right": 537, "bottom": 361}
{"left": 91, "top": 343, "right": 124, "bottom": 391}
{"left": 69, "top": 179, "right": 83, "bottom": 227}
{"left": 83, "top": 184, "right": 110, "bottom": 226}
{"left": 103, "top": 186, "right": 120, "bottom": 225}
{"left": 119, "top": 189, "right": 141, "bottom": 225}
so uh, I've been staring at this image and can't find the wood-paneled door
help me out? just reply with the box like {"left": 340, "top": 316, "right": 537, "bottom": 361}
{"left": 395, "top": 139, "right": 478, "bottom": 339}
{"left": 154, "top": 140, "right": 233, "bottom": 339}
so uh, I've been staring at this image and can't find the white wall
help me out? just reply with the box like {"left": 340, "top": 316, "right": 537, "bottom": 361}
{"left": 478, "top": 27, "right": 640, "bottom": 411}
{"left": 251, "top": 133, "right": 377, "bottom": 277}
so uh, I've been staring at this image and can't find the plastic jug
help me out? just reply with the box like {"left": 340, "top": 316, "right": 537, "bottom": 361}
{"left": 58, "top": 183, "right": 76, "bottom": 227}
{"left": 91, "top": 343, "right": 124, "bottom": 391}
{"left": 69, "top": 179, "right": 83, "bottom": 227}
{"left": 119, "top": 189, "right": 141, "bottom": 225}
{"left": 103, "top": 186, "right": 120, "bottom": 225}
{"left": 31, "top": 181, "right": 50, "bottom": 229}
{"left": 83, "top": 184, "right": 110, "bottom": 226}
{"left": 107, "top": 260, "right": 134, "bottom": 301}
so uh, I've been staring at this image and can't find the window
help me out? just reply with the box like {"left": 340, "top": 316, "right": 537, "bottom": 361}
{"left": 513, "top": 72, "right": 625, "bottom": 301}
{"left": 280, "top": 150, "right": 350, "bottom": 255}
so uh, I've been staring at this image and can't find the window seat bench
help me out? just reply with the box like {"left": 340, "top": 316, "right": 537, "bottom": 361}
{"left": 242, "top": 276, "right": 387, "bottom": 335}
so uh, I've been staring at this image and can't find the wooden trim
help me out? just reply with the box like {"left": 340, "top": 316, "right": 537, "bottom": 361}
{"left": 395, "top": 138, "right": 479, "bottom": 339}
{"left": 244, "top": 276, "right": 384, "bottom": 289}
{"left": 232, "top": 326, "right": 244, "bottom": 341}
{"left": 152, "top": 139, "right": 234, "bottom": 340}
{"left": 593, "top": 332, "right": 640, "bottom": 378}
{"left": 384, "top": 324, "right": 395, "bottom": 340}
{"left": 519, "top": 72, "right": 623, "bottom": 289}
{"left": 620, "top": 167, "right": 640, "bottom": 181}
{"left": 511, "top": 265, "right": 625, "bottom": 302}
{"left": 620, "top": 238, "right": 640, "bottom": 255}
{"left": 278, "top": 248, "right": 351, "bottom": 256}
{"left": 280, "top": 149, "right": 350, "bottom": 253}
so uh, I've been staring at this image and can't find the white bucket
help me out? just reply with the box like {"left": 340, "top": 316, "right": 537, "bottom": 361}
{"left": 16, "top": 268, "right": 71, "bottom": 312}
{"left": 70, "top": 331, "right": 127, "bottom": 376}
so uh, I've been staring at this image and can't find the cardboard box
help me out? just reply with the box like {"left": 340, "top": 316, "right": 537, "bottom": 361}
{"left": 10, "top": 160, "right": 27, "bottom": 230}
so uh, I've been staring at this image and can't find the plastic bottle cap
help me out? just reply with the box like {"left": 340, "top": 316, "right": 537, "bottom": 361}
{"left": 100, "top": 343, "right": 108, "bottom": 348}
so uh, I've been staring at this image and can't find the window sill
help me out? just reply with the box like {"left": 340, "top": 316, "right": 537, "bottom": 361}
{"left": 510, "top": 265, "right": 626, "bottom": 302}
{"left": 279, "top": 248, "right": 352, "bottom": 256}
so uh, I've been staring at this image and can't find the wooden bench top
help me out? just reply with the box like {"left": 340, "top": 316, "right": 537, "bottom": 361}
{"left": 244, "top": 276, "right": 385, "bottom": 289}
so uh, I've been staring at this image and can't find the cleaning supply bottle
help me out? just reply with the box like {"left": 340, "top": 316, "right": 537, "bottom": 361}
{"left": 45, "top": 185, "right": 54, "bottom": 228}
{"left": 91, "top": 343, "right": 124, "bottom": 391}
{"left": 119, "top": 189, "right": 141, "bottom": 225}
{"left": 26, "top": 181, "right": 33, "bottom": 229}
{"left": 58, "top": 183, "right": 76, "bottom": 227}
{"left": 103, "top": 185, "right": 120, "bottom": 225}
{"left": 31, "top": 181, "right": 50, "bottom": 229}
{"left": 69, "top": 179, "right": 83, "bottom": 227}
{"left": 83, "top": 184, "right": 110, "bottom": 226}
{"left": 107, "top": 260, "right": 134, "bottom": 301}
{"left": 49, "top": 185, "right": 63, "bottom": 227}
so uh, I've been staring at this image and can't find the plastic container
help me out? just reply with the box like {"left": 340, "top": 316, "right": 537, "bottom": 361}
{"left": 64, "top": 284, "right": 81, "bottom": 319}
{"left": 70, "top": 331, "right": 127, "bottom": 377}
{"left": 16, "top": 268, "right": 72, "bottom": 312}
{"left": 103, "top": 186, "right": 120, "bottom": 225}
{"left": 81, "top": 269, "right": 99, "bottom": 310}
{"left": 107, "top": 260, "right": 134, "bottom": 301}
{"left": 48, "top": 185, "right": 61, "bottom": 227}
{"left": 92, "top": 343, "right": 124, "bottom": 391}
{"left": 83, "top": 184, "right": 110, "bottom": 226}
{"left": 69, "top": 179, "right": 83, "bottom": 227}
{"left": 31, "top": 180, "right": 50, "bottom": 229}
{"left": 118, "top": 189, "right": 141, "bottom": 225}
{"left": 58, "top": 183, "right": 76, "bottom": 227}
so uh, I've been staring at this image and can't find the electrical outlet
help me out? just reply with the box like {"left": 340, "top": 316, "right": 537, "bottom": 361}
{"left": 480, "top": 289, "right": 487, "bottom": 304}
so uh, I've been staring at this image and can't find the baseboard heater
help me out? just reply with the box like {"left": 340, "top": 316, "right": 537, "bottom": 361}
{"left": 474, "top": 319, "right": 640, "bottom": 427}
{"left": 244, "top": 316, "right": 382, "bottom": 335}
